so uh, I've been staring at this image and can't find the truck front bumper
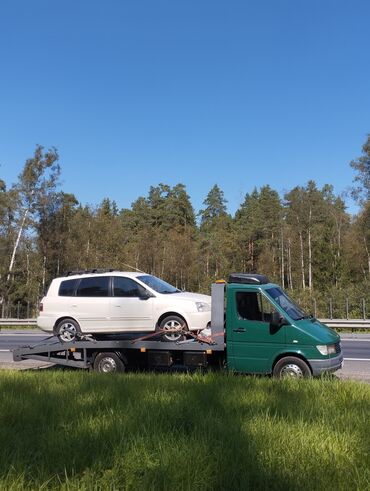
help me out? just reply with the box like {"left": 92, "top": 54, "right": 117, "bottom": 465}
{"left": 309, "top": 353, "right": 344, "bottom": 376}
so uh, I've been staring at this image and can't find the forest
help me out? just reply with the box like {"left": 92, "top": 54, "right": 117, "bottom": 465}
{"left": 0, "top": 135, "right": 369, "bottom": 319}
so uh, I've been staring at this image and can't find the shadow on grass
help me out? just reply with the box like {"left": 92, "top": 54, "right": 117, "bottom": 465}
{"left": 0, "top": 372, "right": 369, "bottom": 490}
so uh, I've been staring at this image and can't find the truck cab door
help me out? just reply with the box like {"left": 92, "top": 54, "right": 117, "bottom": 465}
{"left": 227, "top": 289, "right": 286, "bottom": 373}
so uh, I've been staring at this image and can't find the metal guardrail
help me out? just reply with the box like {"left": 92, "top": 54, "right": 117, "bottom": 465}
{"left": 0, "top": 319, "right": 37, "bottom": 326}
{"left": 0, "top": 318, "right": 370, "bottom": 330}
{"left": 319, "top": 319, "right": 370, "bottom": 331}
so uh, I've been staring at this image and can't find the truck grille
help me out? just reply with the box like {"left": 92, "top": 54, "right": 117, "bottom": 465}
{"left": 335, "top": 342, "right": 341, "bottom": 354}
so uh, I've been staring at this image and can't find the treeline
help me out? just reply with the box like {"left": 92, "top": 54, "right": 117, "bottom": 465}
{"left": 1, "top": 136, "right": 370, "bottom": 318}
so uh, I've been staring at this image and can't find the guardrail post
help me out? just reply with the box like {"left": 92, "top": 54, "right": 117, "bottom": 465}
{"left": 17, "top": 301, "right": 20, "bottom": 319}
{"left": 345, "top": 297, "right": 349, "bottom": 320}
{"left": 362, "top": 299, "right": 366, "bottom": 320}
{"left": 313, "top": 298, "right": 317, "bottom": 318}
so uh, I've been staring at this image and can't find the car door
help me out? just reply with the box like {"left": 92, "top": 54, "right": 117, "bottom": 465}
{"left": 110, "top": 276, "right": 154, "bottom": 331}
{"left": 227, "top": 289, "right": 287, "bottom": 373}
{"left": 73, "top": 276, "right": 111, "bottom": 331}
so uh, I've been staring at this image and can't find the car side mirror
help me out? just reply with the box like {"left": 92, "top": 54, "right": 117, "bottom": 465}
{"left": 139, "top": 290, "right": 152, "bottom": 300}
{"left": 270, "top": 311, "right": 287, "bottom": 328}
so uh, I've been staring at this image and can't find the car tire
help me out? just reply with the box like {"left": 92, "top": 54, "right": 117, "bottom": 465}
{"left": 93, "top": 352, "right": 126, "bottom": 373}
{"left": 273, "top": 356, "right": 312, "bottom": 378}
{"left": 158, "top": 315, "right": 188, "bottom": 342}
{"left": 55, "top": 318, "right": 81, "bottom": 342}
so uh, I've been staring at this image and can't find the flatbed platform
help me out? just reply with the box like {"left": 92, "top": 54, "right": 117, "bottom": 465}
{"left": 12, "top": 283, "right": 226, "bottom": 372}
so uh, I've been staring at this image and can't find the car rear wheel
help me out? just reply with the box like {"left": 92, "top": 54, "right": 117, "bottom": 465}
{"left": 55, "top": 318, "right": 81, "bottom": 342}
{"left": 273, "top": 356, "right": 312, "bottom": 378}
{"left": 158, "top": 315, "right": 188, "bottom": 342}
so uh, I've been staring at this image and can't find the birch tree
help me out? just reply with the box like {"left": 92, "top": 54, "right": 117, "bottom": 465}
{"left": 7, "top": 145, "right": 60, "bottom": 282}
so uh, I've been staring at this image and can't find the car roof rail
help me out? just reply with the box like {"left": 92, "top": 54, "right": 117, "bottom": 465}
{"left": 64, "top": 268, "right": 118, "bottom": 277}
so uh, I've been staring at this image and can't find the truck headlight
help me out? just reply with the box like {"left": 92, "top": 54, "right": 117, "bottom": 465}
{"left": 316, "top": 344, "right": 337, "bottom": 356}
{"left": 196, "top": 302, "right": 211, "bottom": 312}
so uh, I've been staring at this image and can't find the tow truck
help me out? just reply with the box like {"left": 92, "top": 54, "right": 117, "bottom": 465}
{"left": 13, "top": 273, "right": 343, "bottom": 377}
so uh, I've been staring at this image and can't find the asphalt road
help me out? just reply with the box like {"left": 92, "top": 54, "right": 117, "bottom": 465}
{"left": 0, "top": 330, "right": 369, "bottom": 382}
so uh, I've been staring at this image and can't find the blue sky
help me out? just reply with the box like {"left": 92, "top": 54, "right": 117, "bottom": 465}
{"left": 0, "top": 0, "right": 369, "bottom": 215}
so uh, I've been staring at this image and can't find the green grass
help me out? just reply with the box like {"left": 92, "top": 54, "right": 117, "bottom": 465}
{"left": 0, "top": 371, "right": 369, "bottom": 490}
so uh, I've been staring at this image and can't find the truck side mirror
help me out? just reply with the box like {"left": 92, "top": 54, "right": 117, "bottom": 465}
{"left": 270, "top": 311, "right": 287, "bottom": 328}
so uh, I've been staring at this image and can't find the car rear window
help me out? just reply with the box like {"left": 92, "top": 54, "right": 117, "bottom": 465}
{"left": 76, "top": 276, "right": 110, "bottom": 297}
{"left": 59, "top": 279, "right": 79, "bottom": 296}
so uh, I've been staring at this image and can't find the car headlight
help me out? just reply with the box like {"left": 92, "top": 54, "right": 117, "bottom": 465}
{"left": 196, "top": 302, "right": 211, "bottom": 312}
{"left": 316, "top": 344, "right": 337, "bottom": 356}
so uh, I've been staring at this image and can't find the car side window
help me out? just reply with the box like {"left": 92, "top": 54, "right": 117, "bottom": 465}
{"left": 236, "top": 291, "right": 278, "bottom": 322}
{"left": 59, "top": 279, "right": 79, "bottom": 296}
{"left": 76, "top": 276, "right": 110, "bottom": 297}
{"left": 113, "top": 277, "right": 146, "bottom": 297}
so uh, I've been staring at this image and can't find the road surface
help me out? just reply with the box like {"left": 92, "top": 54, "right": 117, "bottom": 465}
{"left": 0, "top": 330, "right": 369, "bottom": 382}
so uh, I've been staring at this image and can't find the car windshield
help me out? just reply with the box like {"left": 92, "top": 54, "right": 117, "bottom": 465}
{"left": 137, "top": 275, "right": 180, "bottom": 294}
{"left": 266, "top": 287, "right": 308, "bottom": 321}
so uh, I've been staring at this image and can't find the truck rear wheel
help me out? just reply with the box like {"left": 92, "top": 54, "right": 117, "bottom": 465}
{"left": 273, "top": 356, "right": 311, "bottom": 378}
{"left": 93, "top": 352, "right": 126, "bottom": 373}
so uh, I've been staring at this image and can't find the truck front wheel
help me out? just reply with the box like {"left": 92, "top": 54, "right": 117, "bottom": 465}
{"left": 93, "top": 352, "right": 126, "bottom": 373}
{"left": 273, "top": 357, "right": 311, "bottom": 378}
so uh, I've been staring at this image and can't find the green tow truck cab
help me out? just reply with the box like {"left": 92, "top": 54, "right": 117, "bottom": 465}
{"left": 222, "top": 273, "right": 343, "bottom": 377}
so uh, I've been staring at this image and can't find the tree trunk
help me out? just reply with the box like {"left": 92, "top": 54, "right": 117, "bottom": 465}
{"left": 280, "top": 227, "right": 285, "bottom": 288}
{"left": 42, "top": 255, "right": 47, "bottom": 294}
{"left": 288, "top": 237, "right": 293, "bottom": 290}
{"left": 249, "top": 240, "right": 254, "bottom": 271}
{"left": 299, "top": 231, "right": 305, "bottom": 290}
{"left": 26, "top": 253, "right": 30, "bottom": 286}
{"left": 308, "top": 208, "right": 313, "bottom": 290}
{"left": 364, "top": 237, "right": 370, "bottom": 276}
{"left": 161, "top": 246, "right": 166, "bottom": 277}
{"left": 86, "top": 221, "right": 91, "bottom": 260}
{"left": 7, "top": 208, "right": 30, "bottom": 281}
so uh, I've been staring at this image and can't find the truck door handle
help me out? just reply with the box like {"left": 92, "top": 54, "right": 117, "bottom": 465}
{"left": 233, "top": 327, "right": 246, "bottom": 333}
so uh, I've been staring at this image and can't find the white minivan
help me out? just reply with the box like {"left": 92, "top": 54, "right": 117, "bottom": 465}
{"left": 37, "top": 270, "right": 211, "bottom": 342}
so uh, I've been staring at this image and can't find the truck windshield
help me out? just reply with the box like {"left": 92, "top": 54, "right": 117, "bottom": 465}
{"left": 266, "top": 287, "right": 308, "bottom": 321}
{"left": 137, "top": 275, "right": 180, "bottom": 294}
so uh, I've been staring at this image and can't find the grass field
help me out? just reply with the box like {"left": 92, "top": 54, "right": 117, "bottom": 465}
{"left": 0, "top": 371, "right": 369, "bottom": 490}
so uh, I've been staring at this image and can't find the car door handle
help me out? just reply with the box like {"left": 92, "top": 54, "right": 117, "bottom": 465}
{"left": 233, "top": 327, "right": 246, "bottom": 333}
